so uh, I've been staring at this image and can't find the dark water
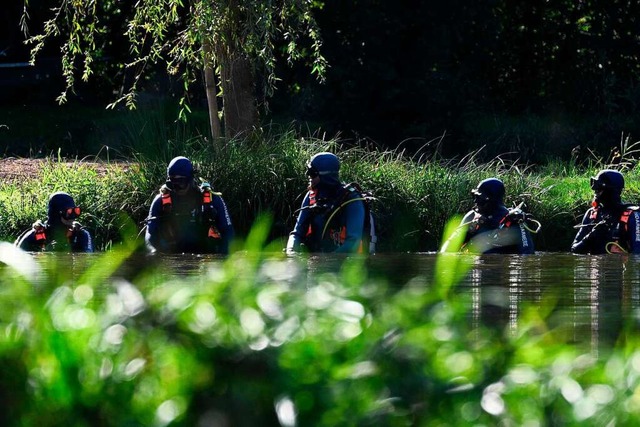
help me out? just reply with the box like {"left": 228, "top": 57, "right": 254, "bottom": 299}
{"left": 4, "top": 248, "right": 640, "bottom": 352}
{"left": 448, "top": 253, "right": 639, "bottom": 353}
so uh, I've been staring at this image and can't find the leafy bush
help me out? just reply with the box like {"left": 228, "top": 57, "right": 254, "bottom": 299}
{"left": 1, "top": 219, "right": 640, "bottom": 426}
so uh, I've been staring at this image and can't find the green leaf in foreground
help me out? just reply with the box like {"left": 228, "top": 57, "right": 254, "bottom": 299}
{"left": 434, "top": 215, "right": 473, "bottom": 298}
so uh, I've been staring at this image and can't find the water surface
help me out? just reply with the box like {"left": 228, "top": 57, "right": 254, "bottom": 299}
{"left": 8, "top": 250, "right": 640, "bottom": 353}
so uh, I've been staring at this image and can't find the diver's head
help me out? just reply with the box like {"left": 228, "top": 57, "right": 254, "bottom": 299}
{"left": 167, "top": 156, "right": 195, "bottom": 195}
{"left": 47, "top": 192, "right": 80, "bottom": 227}
{"left": 590, "top": 169, "right": 623, "bottom": 207}
{"left": 307, "top": 152, "right": 341, "bottom": 189}
{"left": 471, "top": 177, "right": 505, "bottom": 214}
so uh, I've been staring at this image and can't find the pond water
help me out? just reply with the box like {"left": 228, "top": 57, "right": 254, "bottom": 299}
{"left": 371, "top": 253, "right": 640, "bottom": 354}
{"left": 4, "top": 248, "right": 640, "bottom": 353}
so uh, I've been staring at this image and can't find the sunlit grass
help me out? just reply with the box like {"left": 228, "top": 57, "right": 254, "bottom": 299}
{"left": 0, "top": 157, "right": 148, "bottom": 250}
{"left": 2, "top": 125, "right": 640, "bottom": 251}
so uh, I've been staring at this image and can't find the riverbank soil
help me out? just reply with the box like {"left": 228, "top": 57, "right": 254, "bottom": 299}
{"left": 0, "top": 158, "right": 45, "bottom": 181}
{"left": 0, "top": 157, "right": 118, "bottom": 182}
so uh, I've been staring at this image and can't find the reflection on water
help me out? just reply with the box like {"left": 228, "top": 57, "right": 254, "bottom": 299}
{"left": 9, "top": 251, "right": 640, "bottom": 352}
{"left": 454, "top": 254, "right": 638, "bottom": 355}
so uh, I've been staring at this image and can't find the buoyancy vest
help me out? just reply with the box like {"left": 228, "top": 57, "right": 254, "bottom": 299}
{"left": 619, "top": 207, "right": 639, "bottom": 233}
{"left": 589, "top": 204, "right": 639, "bottom": 222}
{"left": 158, "top": 183, "right": 222, "bottom": 239}
{"left": 461, "top": 211, "right": 501, "bottom": 251}
{"left": 34, "top": 222, "right": 47, "bottom": 243}
{"left": 589, "top": 204, "right": 640, "bottom": 253}
{"left": 464, "top": 206, "right": 540, "bottom": 234}
{"left": 305, "top": 182, "right": 377, "bottom": 254}
{"left": 466, "top": 210, "right": 503, "bottom": 235}
{"left": 18, "top": 220, "right": 84, "bottom": 251}
{"left": 462, "top": 206, "right": 539, "bottom": 253}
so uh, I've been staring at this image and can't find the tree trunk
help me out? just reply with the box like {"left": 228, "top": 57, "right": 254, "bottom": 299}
{"left": 204, "top": 63, "right": 221, "bottom": 141}
{"left": 202, "top": 38, "right": 222, "bottom": 147}
{"left": 220, "top": 52, "right": 259, "bottom": 139}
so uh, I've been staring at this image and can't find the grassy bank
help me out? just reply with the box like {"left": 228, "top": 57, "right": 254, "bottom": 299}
{"left": 1, "top": 126, "right": 639, "bottom": 251}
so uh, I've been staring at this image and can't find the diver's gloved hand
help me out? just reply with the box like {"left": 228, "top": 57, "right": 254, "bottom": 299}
{"left": 587, "top": 220, "right": 609, "bottom": 240}
{"left": 506, "top": 208, "right": 527, "bottom": 223}
{"left": 504, "top": 207, "right": 543, "bottom": 233}
{"left": 160, "top": 183, "right": 172, "bottom": 194}
{"left": 572, "top": 220, "right": 610, "bottom": 254}
{"left": 467, "top": 215, "right": 487, "bottom": 232}
{"left": 506, "top": 208, "right": 538, "bottom": 224}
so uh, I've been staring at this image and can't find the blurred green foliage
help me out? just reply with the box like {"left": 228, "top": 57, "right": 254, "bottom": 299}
{"left": 1, "top": 218, "right": 640, "bottom": 426}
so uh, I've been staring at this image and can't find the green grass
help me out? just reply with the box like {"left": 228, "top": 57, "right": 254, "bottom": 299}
{"left": 0, "top": 158, "right": 150, "bottom": 250}
{"left": 2, "top": 121, "right": 640, "bottom": 251}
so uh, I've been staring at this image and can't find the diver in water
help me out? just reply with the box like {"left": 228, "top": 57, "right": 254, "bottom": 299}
{"left": 286, "top": 152, "right": 376, "bottom": 254}
{"left": 145, "top": 156, "right": 234, "bottom": 254}
{"left": 15, "top": 191, "right": 93, "bottom": 252}
{"left": 571, "top": 169, "right": 640, "bottom": 254}
{"left": 441, "top": 177, "right": 537, "bottom": 254}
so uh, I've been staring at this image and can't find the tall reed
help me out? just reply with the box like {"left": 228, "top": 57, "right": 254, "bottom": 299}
{"left": 2, "top": 124, "right": 640, "bottom": 251}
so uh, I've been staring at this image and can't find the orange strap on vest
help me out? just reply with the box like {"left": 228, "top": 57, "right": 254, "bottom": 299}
{"left": 588, "top": 208, "right": 634, "bottom": 233}
{"left": 208, "top": 226, "right": 221, "bottom": 238}
{"left": 202, "top": 190, "right": 212, "bottom": 204}
{"left": 161, "top": 192, "right": 172, "bottom": 211}
{"left": 33, "top": 225, "right": 76, "bottom": 247}
{"left": 499, "top": 214, "right": 511, "bottom": 228}
{"left": 306, "top": 190, "right": 318, "bottom": 237}
{"left": 34, "top": 227, "right": 46, "bottom": 242}
{"left": 202, "top": 189, "right": 221, "bottom": 239}
{"left": 161, "top": 190, "right": 213, "bottom": 210}
{"left": 620, "top": 209, "right": 633, "bottom": 234}
{"left": 621, "top": 211, "right": 631, "bottom": 223}
{"left": 609, "top": 208, "right": 636, "bottom": 252}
